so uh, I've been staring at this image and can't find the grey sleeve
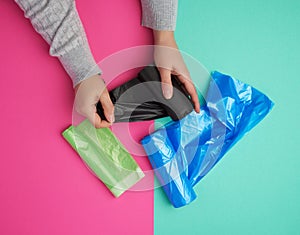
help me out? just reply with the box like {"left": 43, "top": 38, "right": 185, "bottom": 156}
{"left": 15, "top": 0, "right": 101, "bottom": 87}
{"left": 140, "top": 0, "right": 178, "bottom": 31}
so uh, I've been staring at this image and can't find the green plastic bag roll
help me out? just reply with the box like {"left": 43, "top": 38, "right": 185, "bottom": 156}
{"left": 62, "top": 119, "right": 145, "bottom": 197}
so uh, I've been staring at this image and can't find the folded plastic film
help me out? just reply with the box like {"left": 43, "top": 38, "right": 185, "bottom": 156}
{"left": 96, "top": 66, "right": 194, "bottom": 122}
{"left": 144, "top": 129, "right": 197, "bottom": 208}
{"left": 62, "top": 119, "right": 145, "bottom": 197}
{"left": 141, "top": 71, "right": 274, "bottom": 208}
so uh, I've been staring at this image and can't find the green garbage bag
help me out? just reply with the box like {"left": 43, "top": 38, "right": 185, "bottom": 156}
{"left": 62, "top": 119, "right": 145, "bottom": 197}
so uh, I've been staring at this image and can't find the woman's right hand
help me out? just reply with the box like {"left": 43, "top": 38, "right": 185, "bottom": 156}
{"left": 74, "top": 74, "right": 115, "bottom": 128}
{"left": 153, "top": 30, "right": 200, "bottom": 113}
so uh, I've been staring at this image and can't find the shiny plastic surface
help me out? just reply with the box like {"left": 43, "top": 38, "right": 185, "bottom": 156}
{"left": 97, "top": 66, "right": 194, "bottom": 122}
{"left": 141, "top": 71, "right": 274, "bottom": 208}
{"left": 62, "top": 119, "right": 145, "bottom": 197}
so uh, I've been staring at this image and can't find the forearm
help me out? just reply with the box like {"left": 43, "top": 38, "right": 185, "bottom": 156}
{"left": 15, "top": 0, "right": 101, "bottom": 87}
{"left": 140, "top": 0, "right": 178, "bottom": 31}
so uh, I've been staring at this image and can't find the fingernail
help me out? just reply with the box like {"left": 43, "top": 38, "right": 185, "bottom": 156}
{"left": 110, "top": 115, "right": 115, "bottom": 123}
{"left": 162, "top": 84, "right": 173, "bottom": 99}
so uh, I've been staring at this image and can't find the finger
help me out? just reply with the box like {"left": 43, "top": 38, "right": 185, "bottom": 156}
{"left": 177, "top": 74, "right": 200, "bottom": 113}
{"left": 100, "top": 89, "right": 115, "bottom": 123}
{"left": 159, "top": 68, "right": 173, "bottom": 99}
{"left": 97, "top": 120, "right": 112, "bottom": 128}
{"left": 85, "top": 108, "right": 102, "bottom": 128}
{"left": 86, "top": 107, "right": 111, "bottom": 128}
{"left": 91, "top": 113, "right": 112, "bottom": 128}
{"left": 77, "top": 103, "right": 112, "bottom": 128}
{"left": 82, "top": 105, "right": 111, "bottom": 129}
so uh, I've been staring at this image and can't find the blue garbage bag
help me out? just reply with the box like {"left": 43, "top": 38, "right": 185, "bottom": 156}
{"left": 141, "top": 71, "right": 274, "bottom": 208}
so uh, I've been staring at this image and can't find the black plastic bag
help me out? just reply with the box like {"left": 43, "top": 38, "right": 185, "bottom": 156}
{"left": 96, "top": 66, "right": 194, "bottom": 122}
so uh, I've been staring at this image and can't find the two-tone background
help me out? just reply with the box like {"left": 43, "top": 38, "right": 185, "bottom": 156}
{"left": 0, "top": 0, "right": 299, "bottom": 234}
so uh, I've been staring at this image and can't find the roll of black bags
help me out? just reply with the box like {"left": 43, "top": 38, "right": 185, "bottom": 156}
{"left": 96, "top": 66, "right": 194, "bottom": 122}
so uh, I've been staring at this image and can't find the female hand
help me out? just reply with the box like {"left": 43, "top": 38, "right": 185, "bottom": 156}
{"left": 153, "top": 30, "right": 200, "bottom": 113}
{"left": 74, "top": 74, "right": 115, "bottom": 128}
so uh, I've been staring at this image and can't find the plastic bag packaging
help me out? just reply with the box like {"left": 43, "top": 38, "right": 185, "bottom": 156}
{"left": 96, "top": 66, "right": 194, "bottom": 122}
{"left": 62, "top": 119, "right": 145, "bottom": 197}
{"left": 141, "top": 71, "right": 274, "bottom": 208}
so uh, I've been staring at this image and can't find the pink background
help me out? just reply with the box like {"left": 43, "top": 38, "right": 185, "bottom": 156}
{"left": 0, "top": 0, "right": 154, "bottom": 234}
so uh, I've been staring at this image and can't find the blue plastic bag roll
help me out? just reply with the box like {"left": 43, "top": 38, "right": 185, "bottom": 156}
{"left": 145, "top": 126, "right": 197, "bottom": 207}
{"left": 141, "top": 71, "right": 274, "bottom": 208}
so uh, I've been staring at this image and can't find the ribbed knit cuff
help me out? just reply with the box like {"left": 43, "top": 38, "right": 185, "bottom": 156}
{"left": 59, "top": 44, "right": 101, "bottom": 87}
{"left": 141, "top": 0, "right": 178, "bottom": 31}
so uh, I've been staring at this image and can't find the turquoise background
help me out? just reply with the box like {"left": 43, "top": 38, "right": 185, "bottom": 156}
{"left": 154, "top": 0, "right": 300, "bottom": 234}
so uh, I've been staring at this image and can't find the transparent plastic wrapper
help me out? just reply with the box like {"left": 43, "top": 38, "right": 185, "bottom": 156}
{"left": 96, "top": 66, "right": 194, "bottom": 122}
{"left": 141, "top": 71, "right": 274, "bottom": 208}
{"left": 62, "top": 119, "right": 145, "bottom": 197}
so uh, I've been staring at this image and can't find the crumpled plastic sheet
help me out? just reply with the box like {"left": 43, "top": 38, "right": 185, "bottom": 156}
{"left": 63, "top": 119, "right": 145, "bottom": 197}
{"left": 97, "top": 66, "right": 194, "bottom": 122}
{"left": 141, "top": 71, "right": 274, "bottom": 208}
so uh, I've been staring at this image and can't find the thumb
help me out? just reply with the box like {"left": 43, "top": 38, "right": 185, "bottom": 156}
{"left": 100, "top": 90, "right": 115, "bottom": 123}
{"left": 159, "top": 68, "right": 173, "bottom": 99}
{"left": 88, "top": 112, "right": 103, "bottom": 129}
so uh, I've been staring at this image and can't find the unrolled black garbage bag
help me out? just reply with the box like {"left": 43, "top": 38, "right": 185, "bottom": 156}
{"left": 96, "top": 66, "right": 194, "bottom": 122}
{"left": 141, "top": 71, "right": 274, "bottom": 208}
